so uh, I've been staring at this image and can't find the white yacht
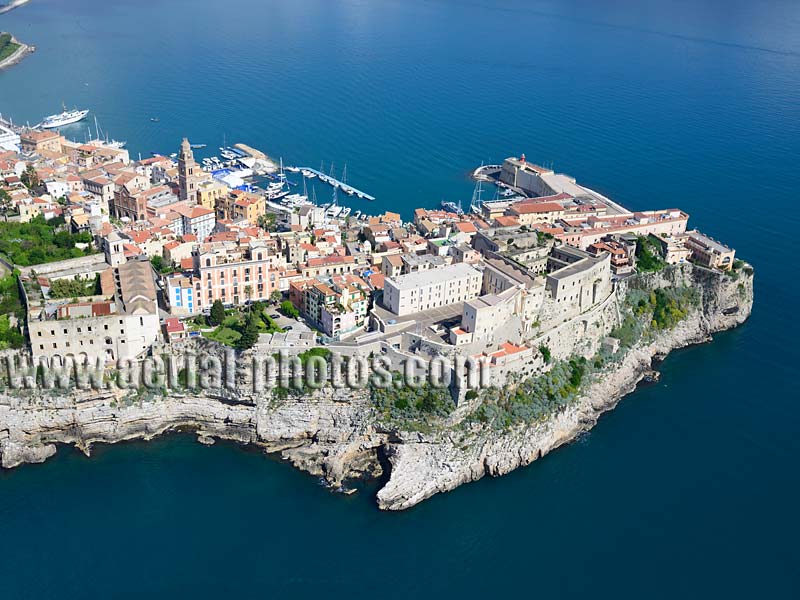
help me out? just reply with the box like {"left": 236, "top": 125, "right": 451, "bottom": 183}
{"left": 39, "top": 107, "right": 90, "bottom": 129}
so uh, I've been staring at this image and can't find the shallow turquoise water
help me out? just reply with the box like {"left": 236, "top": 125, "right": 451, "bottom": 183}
{"left": 1, "top": 0, "right": 799, "bottom": 597}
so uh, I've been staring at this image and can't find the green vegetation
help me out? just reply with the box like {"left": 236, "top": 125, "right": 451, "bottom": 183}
{"left": 280, "top": 300, "right": 300, "bottom": 319}
{"left": 468, "top": 358, "right": 588, "bottom": 430}
{"left": 727, "top": 259, "right": 752, "bottom": 280}
{"left": 0, "top": 272, "right": 24, "bottom": 350}
{"left": 209, "top": 300, "right": 226, "bottom": 326}
{"left": 203, "top": 323, "right": 241, "bottom": 346}
{"left": 297, "top": 347, "right": 331, "bottom": 366}
{"left": 609, "top": 313, "right": 643, "bottom": 348}
{"left": 0, "top": 32, "right": 21, "bottom": 63}
{"left": 372, "top": 375, "right": 456, "bottom": 426}
{"left": 48, "top": 274, "right": 100, "bottom": 299}
{"left": 610, "top": 285, "right": 699, "bottom": 350}
{"left": 633, "top": 288, "right": 696, "bottom": 330}
{"left": 258, "top": 212, "right": 278, "bottom": 232}
{"left": 538, "top": 344, "right": 552, "bottom": 364}
{"left": 0, "top": 216, "right": 96, "bottom": 266}
{"left": 203, "top": 303, "right": 284, "bottom": 349}
{"left": 0, "top": 272, "right": 23, "bottom": 320}
{"left": 149, "top": 255, "right": 175, "bottom": 274}
{"left": 0, "top": 314, "right": 25, "bottom": 350}
{"left": 20, "top": 165, "right": 40, "bottom": 190}
{"left": 236, "top": 311, "right": 261, "bottom": 350}
{"left": 536, "top": 230, "right": 554, "bottom": 244}
{"left": 635, "top": 236, "right": 666, "bottom": 272}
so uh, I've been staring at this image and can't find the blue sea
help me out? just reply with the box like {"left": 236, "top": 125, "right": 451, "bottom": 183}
{"left": 1, "top": 0, "right": 799, "bottom": 597}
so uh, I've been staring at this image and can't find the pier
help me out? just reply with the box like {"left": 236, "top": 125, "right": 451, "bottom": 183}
{"left": 295, "top": 166, "right": 375, "bottom": 201}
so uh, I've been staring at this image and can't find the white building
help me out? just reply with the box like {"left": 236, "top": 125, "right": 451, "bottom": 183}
{"left": 29, "top": 260, "right": 161, "bottom": 365}
{"left": 383, "top": 262, "right": 482, "bottom": 316}
{"left": 0, "top": 122, "right": 21, "bottom": 152}
{"left": 173, "top": 205, "right": 216, "bottom": 241}
{"left": 165, "top": 275, "right": 197, "bottom": 315}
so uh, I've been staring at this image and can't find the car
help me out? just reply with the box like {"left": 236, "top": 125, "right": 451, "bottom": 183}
{"left": 284, "top": 325, "right": 293, "bottom": 330}
{"left": 269, "top": 313, "right": 280, "bottom": 319}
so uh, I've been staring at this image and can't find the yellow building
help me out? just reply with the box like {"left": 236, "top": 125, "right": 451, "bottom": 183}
{"left": 216, "top": 189, "right": 265, "bottom": 225}
{"left": 232, "top": 194, "right": 266, "bottom": 225}
{"left": 196, "top": 179, "right": 228, "bottom": 212}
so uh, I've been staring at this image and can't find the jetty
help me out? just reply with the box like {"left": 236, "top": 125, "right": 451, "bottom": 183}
{"left": 0, "top": 32, "right": 33, "bottom": 71}
{"left": 0, "top": 0, "right": 32, "bottom": 16}
{"left": 296, "top": 166, "right": 375, "bottom": 201}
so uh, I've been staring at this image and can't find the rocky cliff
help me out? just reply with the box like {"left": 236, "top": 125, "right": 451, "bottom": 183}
{"left": 0, "top": 263, "right": 753, "bottom": 510}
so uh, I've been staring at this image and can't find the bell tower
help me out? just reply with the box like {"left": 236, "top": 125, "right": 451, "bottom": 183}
{"left": 178, "top": 138, "right": 198, "bottom": 203}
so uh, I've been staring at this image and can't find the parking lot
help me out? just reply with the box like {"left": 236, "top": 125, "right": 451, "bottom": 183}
{"left": 267, "top": 310, "right": 313, "bottom": 335}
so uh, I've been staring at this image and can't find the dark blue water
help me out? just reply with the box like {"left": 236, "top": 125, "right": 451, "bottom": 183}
{"left": 2, "top": 1, "right": 799, "bottom": 597}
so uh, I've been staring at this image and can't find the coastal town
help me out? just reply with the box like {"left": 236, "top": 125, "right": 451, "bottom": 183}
{"left": 0, "top": 116, "right": 741, "bottom": 391}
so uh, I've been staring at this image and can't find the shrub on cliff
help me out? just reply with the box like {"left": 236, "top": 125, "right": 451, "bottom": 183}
{"left": 469, "top": 358, "right": 588, "bottom": 429}
{"left": 371, "top": 374, "right": 456, "bottom": 424}
{"left": 539, "top": 345, "right": 552, "bottom": 363}
{"left": 0, "top": 216, "right": 96, "bottom": 266}
{"left": 635, "top": 236, "right": 666, "bottom": 272}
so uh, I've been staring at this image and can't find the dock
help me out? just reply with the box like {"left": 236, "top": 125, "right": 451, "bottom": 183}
{"left": 295, "top": 166, "right": 375, "bottom": 201}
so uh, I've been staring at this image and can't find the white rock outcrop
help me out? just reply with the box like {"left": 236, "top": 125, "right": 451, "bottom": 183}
{"left": 0, "top": 264, "right": 753, "bottom": 510}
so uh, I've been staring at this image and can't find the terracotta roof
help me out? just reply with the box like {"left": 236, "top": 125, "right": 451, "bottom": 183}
{"left": 510, "top": 201, "right": 565, "bottom": 215}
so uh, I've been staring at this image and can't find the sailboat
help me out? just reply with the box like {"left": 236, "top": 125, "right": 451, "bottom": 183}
{"left": 469, "top": 169, "right": 485, "bottom": 215}
{"left": 340, "top": 163, "right": 355, "bottom": 195}
{"left": 89, "top": 115, "right": 126, "bottom": 149}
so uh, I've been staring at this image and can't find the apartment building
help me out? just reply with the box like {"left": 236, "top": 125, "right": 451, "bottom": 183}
{"left": 383, "top": 262, "right": 482, "bottom": 316}
{"left": 192, "top": 242, "right": 275, "bottom": 309}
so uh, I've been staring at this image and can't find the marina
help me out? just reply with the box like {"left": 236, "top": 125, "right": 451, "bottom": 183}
{"left": 294, "top": 166, "right": 375, "bottom": 201}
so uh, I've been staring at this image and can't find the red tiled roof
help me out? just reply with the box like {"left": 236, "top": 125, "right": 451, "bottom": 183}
{"left": 511, "top": 201, "right": 565, "bottom": 215}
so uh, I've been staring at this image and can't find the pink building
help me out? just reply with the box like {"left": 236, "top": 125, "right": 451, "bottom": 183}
{"left": 192, "top": 242, "right": 276, "bottom": 309}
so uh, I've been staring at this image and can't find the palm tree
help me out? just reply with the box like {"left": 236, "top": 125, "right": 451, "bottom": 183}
{"left": 244, "top": 285, "right": 253, "bottom": 312}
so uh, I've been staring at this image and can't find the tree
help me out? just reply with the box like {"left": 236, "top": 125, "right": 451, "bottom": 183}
{"left": 209, "top": 299, "right": 226, "bottom": 326}
{"left": 20, "top": 165, "right": 40, "bottom": 190}
{"left": 539, "top": 345, "right": 552, "bottom": 364}
{"left": 150, "top": 255, "right": 166, "bottom": 273}
{"left": 236, "top": 311, "right": 260, "bottom": 350}
{"left": 270, "top": 290, "right": 282, "bottom": 304}
{"left": 280, "top": 300, "right": 299, "bottom": 319}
